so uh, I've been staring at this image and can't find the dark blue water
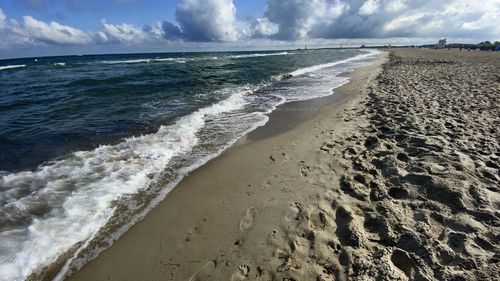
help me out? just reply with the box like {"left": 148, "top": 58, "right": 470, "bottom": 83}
{"left": 0, "top": 49, "right": 380, "bottom": 281}
{"left": 1, "top": 50, "right": 364, "bottom": 172}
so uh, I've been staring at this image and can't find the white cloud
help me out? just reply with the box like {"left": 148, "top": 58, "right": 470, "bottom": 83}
{"left": 384, "top": 0, "right": 407, "bottom": 13}
{"left": 462, "top": 11, "right": 500, "bottom": 33}
{"left": 0, "top": 18, "right": 33, "bottom": 49}
{"left": 99, "top": 19, "right": 146, "bottom": 43}
{"left": 1, "top": 10, "right": 91, "bottom": 48}
{"left": 264, "top": 0, "right": 349, "bottom": 40}
{"left": 384, "top": 13, "right": 425, "bottom": 32}
{"left": 359, "top": 0, "right": 380, "bottom": 16}
{"left": 95, "top": 31, "right": 108, "bottom": 43}
{"left": 175, "top": 0, "right": 238, "bottom": 41}
{"left": 1, "top": 0, "right": 499, "bottom": 54}
{"left": 251, "top": 18, "right": 279, "bottom": 38}
{"left": 23, "top": 16, "right": 92, "bottom": 44}
{"left": 262, "top": 0, "right": 500, "bottom": 40}
{"left": 0, "top": 8, "right": 6, "bottom": 21}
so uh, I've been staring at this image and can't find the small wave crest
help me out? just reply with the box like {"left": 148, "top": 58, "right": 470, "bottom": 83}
{"left": 228, "top": 52, "right": 292, "bottom": 59}
{"left": 267, "top": 50, "right": 378, "bottom": 83}
{"left": 290, "top": 50, "right": 378, "bottom": 77}
{"left": 0, "top": 65, "right": 26, "bottom": 71}
{"left": 101, "top": 57, "right": 211, "bottom": 65}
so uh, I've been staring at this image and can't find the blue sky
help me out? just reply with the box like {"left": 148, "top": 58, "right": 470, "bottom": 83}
{"left": 0, "top": 0, "right": 498, "bottom": 59}
{"left": 1, "top": 0, "right": 267, "bottom": 30}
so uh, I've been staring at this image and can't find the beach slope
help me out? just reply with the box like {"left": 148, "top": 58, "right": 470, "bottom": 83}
{"left": 67, "top": 49, "right": 499, "bottom": 281}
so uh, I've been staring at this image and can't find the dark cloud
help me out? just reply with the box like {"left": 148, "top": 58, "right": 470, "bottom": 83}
{"left": 161, "top": 21, "right": 183, "bottom": 40}
{"left": 263, "top": 0, "right": 500, "bottom": 40}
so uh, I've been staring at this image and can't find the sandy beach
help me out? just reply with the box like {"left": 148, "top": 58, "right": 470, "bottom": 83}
{"left": 64, "top": 49, "right": 499, "bottom": 281}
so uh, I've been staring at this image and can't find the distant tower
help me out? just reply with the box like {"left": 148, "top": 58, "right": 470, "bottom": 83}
{"left": 305, "top": 45, "right": 307, "bottom": 50}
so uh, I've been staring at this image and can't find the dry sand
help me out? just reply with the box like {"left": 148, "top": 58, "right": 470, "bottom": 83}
{"left": 66, "top": 49, "right": 499, "bottom": 281}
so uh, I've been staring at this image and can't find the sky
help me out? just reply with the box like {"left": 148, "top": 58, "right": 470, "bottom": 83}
{"left": 0, "top": 0, "right": 499, "bottom": 59}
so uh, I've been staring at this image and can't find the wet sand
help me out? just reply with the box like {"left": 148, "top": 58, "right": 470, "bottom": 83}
{"left": 65, "top": 49, "right": 499, "bottom": 281}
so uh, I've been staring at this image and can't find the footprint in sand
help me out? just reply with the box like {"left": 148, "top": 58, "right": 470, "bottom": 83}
{"left": 188, "top": 260, "right": 217, "bottom": 281}
{"left": 240, "top": 208, "right": 257, "bottom": 231}
{"left": 390, "top": 249, "right": 416, "bottom": 279}
{"left": 308, "top": 211, "right": 328, "bottom": 230}
{"left": 230, "top": 264, "right": 250, "bottom": 281}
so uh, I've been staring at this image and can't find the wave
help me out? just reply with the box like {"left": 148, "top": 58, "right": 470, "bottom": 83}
{"left": 101, "top": 52, "right": 289, "bottom": 65}
{"left": 102, "top": 59, "right": 152, "bottom": 64}
{"left": 0, "top": 65, "right": 26, "bottom": 71}
{"left": 53, "top": 63, "right": 66, "bottom": 67}
{"left": 290, "top": 50, "right": 378, "bottom": 77}
{"left": 0, "top": 49, "right": 381, "bottom": 281}
{"left": 228, "top": 51, "right": 292, "bottom": 59}
{"left": 267, "top": 50, "right": 378, "bottom": 82}
{"left": 0, "top": 85, "right": 255, "bottom": 281}
{"left": 101, "top": 57, "right": 211, "bottom": 65}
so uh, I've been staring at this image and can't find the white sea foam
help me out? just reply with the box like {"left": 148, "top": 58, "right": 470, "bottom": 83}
{"left": 53, "top": 62, "right": 66, "bottom": 67}
{"left": 102, "top": 59, "right": 152, "bottom": 64}
{"left": 290, "top": 50, "right": 378, "bottom": 77}
{"left": 228, "top": 51, "right": 292, "bottom": 59}
{"left": 0, "top": 49, "right": 381, "bottom": 281}
{"left": 0, "top": 65, "right": 26, "bottom": 70}
{"left": 101, "top": 57, "right": 210, "bottom": 65}
{"left": 0, "top": 86, "right": 252, "bottom": 281}
{"left": 278, "top": 50, "right": 380, "bottom": 102}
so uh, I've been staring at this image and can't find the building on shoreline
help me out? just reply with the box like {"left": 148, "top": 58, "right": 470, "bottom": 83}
{"left": 436, "top": 38, "right": 446, "bottom": 49}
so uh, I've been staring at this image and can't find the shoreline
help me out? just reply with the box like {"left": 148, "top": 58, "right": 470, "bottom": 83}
{"left": 63, "top": 51, "right": 387, "bottom": 281}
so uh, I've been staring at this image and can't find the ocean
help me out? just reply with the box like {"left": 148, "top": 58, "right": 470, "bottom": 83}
{"left": 0, "top": 48, "right": 379, "bottom": 280}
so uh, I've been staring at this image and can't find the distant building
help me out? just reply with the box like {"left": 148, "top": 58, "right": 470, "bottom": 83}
{"left": 436, "top": 38, "right": 446, "bottom": 49}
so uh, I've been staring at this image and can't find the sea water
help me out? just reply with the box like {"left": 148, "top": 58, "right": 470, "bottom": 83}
{"left": 0, "top": 48, "right": 379, "bottom": 280}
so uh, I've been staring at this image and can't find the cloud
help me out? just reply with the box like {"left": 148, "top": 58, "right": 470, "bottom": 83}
{"left": 0, "top": 10, "right": 33, "bottom": 49}
{"left": 261, "top": 0, "right": 500, "bottom": 40}
{"left": 250, "top": 18, "right": 279, "bottom": 38}
{"left": 1, "top": 0, "right": 499, "bottom": 55}
{"left": 462, "top": 11, "right": 500, "bottom": 33}
{"left": 0, "top": 10, "right": 92, "bottom": 48}
{"left": 359, "top": 0, "right": 380, "bottom": 16}
{"left": 98, "top": 19, "right": 146, "bottom": 43}
{"left": 160, "top": 21, "right": 183, "bottom": 40}
{"left": 384, "top": 0, "right": 407, "bottom": 12}
{"left": 175, "top": 0, "right": 238, "bottom": 41}
{"left": 264, "top": 0, "right": 349, "bottom": 40}
{"left": 0, "top": 9, "right": 5, "bottom": 21}
{"left": 22, "top": 16, "right": 92, "bottom": 44}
